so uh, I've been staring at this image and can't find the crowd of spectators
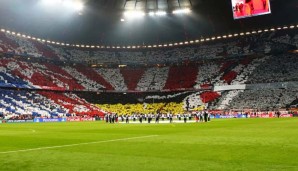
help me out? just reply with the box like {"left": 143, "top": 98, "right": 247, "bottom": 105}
{"left": 0, "top": 28, "right": 297, "bottom": 117}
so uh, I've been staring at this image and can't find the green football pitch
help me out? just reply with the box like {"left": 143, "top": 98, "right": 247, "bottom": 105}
{"left": 0, "top": 118, "right": 298, "bottom": 171}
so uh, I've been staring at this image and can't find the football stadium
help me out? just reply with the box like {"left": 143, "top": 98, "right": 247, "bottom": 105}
{"left": 0, "top": 0, "right": 298, "bottom": 170}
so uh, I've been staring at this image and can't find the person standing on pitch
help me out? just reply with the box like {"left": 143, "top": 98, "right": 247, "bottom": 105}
{"left": 183, "top": 114, "right": 187, "bottom": 123}
{"left": 276, "top": 111, "right": 281, "bottom": 118}
{"left": 139, "top": 114, "right": 143, "bottom": 123}
{"left": 204, "top": 110, "right": 208, "bottom": 122}
{"left": 169, "top": 113, "right": 173, "bottom": 123}
{"left": 125, "top": 115, "right": 129, "bottom": 124}
{"left": 199, "top": 111, "right": 203, "bottom": 122}
{"left": 148, "top": 113, "right": 152, "bottom": 124}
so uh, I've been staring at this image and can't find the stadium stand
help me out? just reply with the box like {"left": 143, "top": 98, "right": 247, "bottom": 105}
{"left": 0, "top": 28, "right": 297, "bottom": 117}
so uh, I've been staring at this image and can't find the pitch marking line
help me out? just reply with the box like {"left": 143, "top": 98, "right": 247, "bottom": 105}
{"left": 0, "top": 135, "right": 158, "bottom": 154}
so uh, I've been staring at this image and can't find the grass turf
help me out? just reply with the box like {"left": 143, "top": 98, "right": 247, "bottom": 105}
{"left": 0, "top": 118, "right": 298, "bottom": 171}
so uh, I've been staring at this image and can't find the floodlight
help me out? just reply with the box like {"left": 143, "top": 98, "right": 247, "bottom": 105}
{"left": 173, "top": 8, "right": 191, "bottom": 14}
{"left": 155, "top": 11, "right": 167, "bottom": 16}
{"left": 74, "top": 2, "right": 84, "bottom": 11}
{"left": 149, "top": 12, "right": 155, "bottom": 16}
{"left": 124, "top": 11, "right": 145, "bottom": 18}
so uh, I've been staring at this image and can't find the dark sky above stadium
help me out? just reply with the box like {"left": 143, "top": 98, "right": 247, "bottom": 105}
{"left": 0, "top": 0, "right": 297, "bottom": 45}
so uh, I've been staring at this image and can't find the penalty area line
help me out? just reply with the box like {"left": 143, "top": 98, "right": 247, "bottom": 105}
{"left": 0, "top": 135, "right": 159, "bottom": 154}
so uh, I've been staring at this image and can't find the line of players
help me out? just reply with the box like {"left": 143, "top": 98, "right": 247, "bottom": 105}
{"left": 104, "top": 110, "right": 211, "bottom": 124}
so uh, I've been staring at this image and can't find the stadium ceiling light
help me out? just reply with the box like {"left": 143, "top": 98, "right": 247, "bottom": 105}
{"left": 169, "top": 44, "right": 173, "bottom": 46}
{"left": 228, "top": 34, "right": 233, "bottom": 37}
{"left": 132, "top": 46, "right": 136, "bottom": 48}
{"left": 240, "top": 33, "right": 244, "bottom": 36}
{"left": 32, "top": 37, "right": 36, "bottom": 40}
{"left": 155, "top": 11, "right": 167, "bottom": 16}
{"left": 289, "top": 25, "right": 295, "bottom": 29}
{"left": 246, "top": 32, "right": 251, "bottom": 35}
{"left": 234, "top": 33, "right": 239, "bottom": 36}
{"left": 222, "top": 35, "right": 227, "bottom": 38}
{"left": 86, "top": 45, "right": 90, "bottom": 48}
{"left": 124, "top": 11, "right": 145, "bottom": 19}
{"left": 190, "top": 40, "right": 194, "bottom": 44}
{"left": 120, "top": 18, "right": 125, "bottom": 22}
{"left": 17, "top": 33, "right": 21, "bottom": 36}
{"left": 211, "top": 37, "right": 216, "bottom": 40}
{"left": 195, "top": 40, "right": 199, "bottom": 43}
{"left": 52, "top": 41, "right": 56, "bottom": 44}
{"left": 277, "top": 27, "right": 282, "bottom": 30}
{"left": 179, "top": 42, "right": 184, "bottom": 45}
{"left": 11, "top": 32, "right": 16, "bottom": 35}
{"left": 174, "top": 43, "right": 178, "bottom": 45}
{"left": 158, "top": 45, "right": 162, "bottom": 47}
{"left": 153, "top": 45, "right": 157, "bottom": 47}
{"left": 173, "top": 8, "right": 191, "bottom": 14}
{"left": 251, "top": 31, "right": 257, "bottom": 34}
{"left": 37, "top": 38, "right": 41, "bottom": 41}
{"left": 258, "top": 30, "right": 262, "bottom": 33}
{"left": 27, "top": 36, "right": 31, "bottom": 38}
{"left": 6, "top": 30, "right": 11, "bottom": 33}
{"left": 0, "top": 29, "right": 5, "bottom": 32}
{"left": 56, "top": 42, "right": 60, "bottom": 45}
{"left": 148, "top": 45, "right": 152, "bottom": 48}
{"left": 205, "top": 38, "right": 210, "bottom": 41}
{"left": 74, "top": 1, "right": 84, "bottom": 11}
{"left": 283, "top": 26, "right": 288, "bottom": 29}
{"left": 66, "top": 44, "right": 70, "bottom": 46}
{"left": 217, "top": 36, "right": 222, "bottom": 39}
{"left": 184, "top": 41, "right": 189, "bottom": 44}
{"left": 270, "top": 28, "right": 275, "bottom": 31}
{"left": 91, "top": 45, "right": 95, "bottom": 48}
{"left": 22, "top": 34, "right": 26, "bottom": 38}
{"left": 201, "top": 39, "right": 205, "bottom": 42}
{"left": 149, "top": 11, "right": 155, "bottom": 16}
{"left": 61, "top": 43, "right": 65, "bottom": 46}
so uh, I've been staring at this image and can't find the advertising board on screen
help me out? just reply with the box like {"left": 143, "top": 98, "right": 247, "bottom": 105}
{"left": 231, "top": 0, "right": 271, "bottom": 19}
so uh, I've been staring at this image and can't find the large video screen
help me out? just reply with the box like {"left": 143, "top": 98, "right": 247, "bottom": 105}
{"left": 231, "top": 0, "right": 271, "bottom": 19}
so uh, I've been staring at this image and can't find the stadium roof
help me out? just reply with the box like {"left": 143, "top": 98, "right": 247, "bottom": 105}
{"left": 0, "top": 0, "right": 297, "bottom": 45}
